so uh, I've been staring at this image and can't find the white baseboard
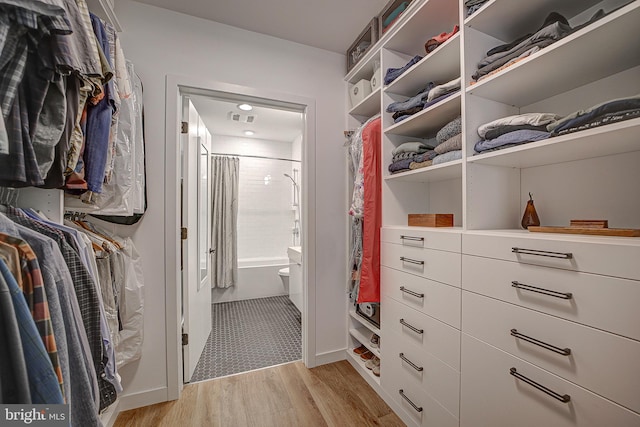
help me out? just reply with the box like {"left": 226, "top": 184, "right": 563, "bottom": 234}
{"left": 99, "top": 399, "right": 120, "bottom": 427}
{"left": 314, "top": 348, "right": 347, "bottom": 366}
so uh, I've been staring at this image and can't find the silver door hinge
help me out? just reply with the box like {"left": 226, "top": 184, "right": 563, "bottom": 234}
{"left": 181, "top": 227, "right": 188, "bottom": 240}
{"left": 182, "top": 333, "right": 189, "bottom": 346}
{"left": 181, "top": 121, "right": 188, "bottom": 134}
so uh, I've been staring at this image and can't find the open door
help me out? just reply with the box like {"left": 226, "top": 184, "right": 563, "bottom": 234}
{"left": 181, "top": 98, "right": 212, "bottom": 382}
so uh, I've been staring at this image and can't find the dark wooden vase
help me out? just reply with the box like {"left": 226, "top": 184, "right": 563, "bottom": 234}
{"left": 521, "top": 193, "right": 540, "bottom": 229}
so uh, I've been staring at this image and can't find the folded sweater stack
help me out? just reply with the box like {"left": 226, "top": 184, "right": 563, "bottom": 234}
{"left": 474, "top": 113, "right": 558, "bottom": 154}
{"left": 389, "top": 140, "right": 437, "bottom": 174}
{"left": 430, "top": 117, "right": 463, "bottom": 164}
{"left": 387, "top": 78, "right": 461, "bottom": 123}
{"left": 546, "top": 95, "right": 640, "bottom": 137}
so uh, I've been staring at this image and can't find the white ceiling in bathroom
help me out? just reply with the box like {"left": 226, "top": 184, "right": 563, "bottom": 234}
{"left": 131, "top": 0, "right": 390, "bottom": 53}
{"left": 189, "top": 95, "right": 304, "bottom": 142}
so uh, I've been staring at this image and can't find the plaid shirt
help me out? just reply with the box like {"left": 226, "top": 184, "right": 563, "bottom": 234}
{"left": 6, "top": 208, "right": 117, "bottom": 409}
{"left": 0, "top": 232, "right": 64, "bottom": 398}
{"left": 0, "top": 255, "right": 63, "bottom": 404}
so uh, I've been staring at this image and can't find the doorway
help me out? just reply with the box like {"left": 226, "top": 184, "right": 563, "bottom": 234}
{"left": 166, "top": 78, "right": 317, "bottom": 398}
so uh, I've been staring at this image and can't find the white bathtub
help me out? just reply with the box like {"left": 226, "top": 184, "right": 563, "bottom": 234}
{"left": 212, "top": 256, "right": 289, "bottom": 303}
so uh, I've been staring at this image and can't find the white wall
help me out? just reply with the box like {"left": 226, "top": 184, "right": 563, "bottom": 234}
{"left": 115, "top": 0, "right": 348, "bottom": 405}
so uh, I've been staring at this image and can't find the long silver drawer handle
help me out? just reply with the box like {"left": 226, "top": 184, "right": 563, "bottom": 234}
{"left": 510, "top": 368, "right": 571, "bottom": 403}
{"left": 400, "top": 286, "right": 424, "bottom": 298}
{"left": 399, "top": 353, "right": 424, "bottom": 372}
{"left": 511, "top": 281, "right": 573, "bottom": 300}
{"left": 510, "top": 329, "right": 572, "bottom": 356}
{"left": 400, "top": 235, "right": 424, "bottom": 242}
{"left": 400, "top": 256, "right": 424, "bottom": 265}
{"left": 512, "top": 247, "right": 573, "bottom": 259}
{"left": 399, "top": 318, "right": 424, "bottom": 334}
{"left": 399, "top": 389, "right": 423, "bottom": 412}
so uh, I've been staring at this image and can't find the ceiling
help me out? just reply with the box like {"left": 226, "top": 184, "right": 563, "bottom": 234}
{"left": 190, "top": 95, "right": 303, "bottom": 142}
{"left": 132, "top": 0, "right": 389, "bottom": 53}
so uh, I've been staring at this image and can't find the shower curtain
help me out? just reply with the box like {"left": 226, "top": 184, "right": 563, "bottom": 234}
{"left": 211, "top": 156, "right": 239, "bottom": 288}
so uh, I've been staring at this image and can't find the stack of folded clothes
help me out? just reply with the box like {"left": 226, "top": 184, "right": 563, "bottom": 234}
{"left": 546, "top": 95, "right": 640, "bottom": 137}
{"left": 473, "top": 113, "right": 558, "bottom": 154}
{"left": 384, "top": 55, "right": 423, "bottom": 85}
{"left": 432, "top": 116, "right": 463, "bottom": 164}
{"left": 389, "top": 140, "right": 437, "bottom": 174}
{"left": 471, "top": 13, "right": 571, "bottom": 83}
{"left": 424, "top": 25, "right": 459, "bottom": 54}
{"left": 387, "top": 78, "right": 461, "bottom": 123}
{"left": 466, "top": 0, "right": 490, "bottom": 17}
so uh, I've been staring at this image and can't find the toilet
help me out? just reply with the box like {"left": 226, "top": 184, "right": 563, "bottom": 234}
{"left": 278, "top": 267, "right": 290, "bottom": 292}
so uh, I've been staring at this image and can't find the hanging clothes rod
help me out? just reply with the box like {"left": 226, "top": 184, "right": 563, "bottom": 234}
{"left": 211, "top": 153, "right": 301, "bottom": 163}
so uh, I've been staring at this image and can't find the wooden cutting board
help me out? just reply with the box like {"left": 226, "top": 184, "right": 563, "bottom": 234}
{"left": 528, "top": 226, "right": 640, "bottom": 237}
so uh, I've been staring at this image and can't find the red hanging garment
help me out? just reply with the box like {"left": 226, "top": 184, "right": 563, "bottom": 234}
{"left": 358, "top": 117, "right": 381, "bottom": 303}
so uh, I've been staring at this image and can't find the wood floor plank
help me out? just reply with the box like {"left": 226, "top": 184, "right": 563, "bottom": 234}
{"left": 114, "top": 361, "right": 405, "bottom": 427}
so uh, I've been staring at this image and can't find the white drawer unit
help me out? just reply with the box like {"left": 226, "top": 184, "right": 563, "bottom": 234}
{"left": 462, "top": 254, "right": 640, "bottom": 341}
{"left": 463, "top": 291, "right": 640, "bottom": 413}
{"left": 382, "top": 329, "right": 460, "bottom": 417}
{"left": 382, "top": 266, "right": 461, "bottom": 328}
{"left": 382, "top": 296, "right": 460, "bottom": 370}
{"left": 460, "top": 335, "right": 640, "bottom": 427}
{"left": 462, "top": 232, "right": 640, "bottom": 280}
{"left": 381, "top": 227, "right": 461, "bottom": 253}
{"left": 384, "top": 362, "right": 459, "bottom": 427}
{"left": 381, "top": 242, "right": 461, "bottom": 287}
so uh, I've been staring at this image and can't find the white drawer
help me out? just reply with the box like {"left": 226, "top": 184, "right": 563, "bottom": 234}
{"left": 382, "top": 266, "right": 461, "bottom": 329}
{"left": 463, "top": 291, "right": 640, "bottom": 413}
{"left": 382, "top": 329, "right": 460, "bottom": 417}
{"left": 461, "top": 335, "right": 640, "bottom": 427}
{"left": 381, "top": 227, "right": 461, "bottom": 253}
{"left": 462, "top": 255, "right": 640, "bottom": 341}
{"left": 383, "top": 361, "right": 459, "bottom": 427}
{"left": 381, "top": 242, "right": 461, "bottom": 287}
{"left": 462, "top": 232, "right": 640, "bottom": 280}
{"left": 382, "top": 296, "right": 460, "bottom": 370}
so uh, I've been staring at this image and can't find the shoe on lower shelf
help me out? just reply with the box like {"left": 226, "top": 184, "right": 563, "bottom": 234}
{"left": 370, "top": 334, "right": 379, "bottom": 348}
{"left": 360, "top": 350, "right": 374, "bottom": 361}
{"left": 353, "top": 345, "right": 367, "bottom": 355}
{"left": 365, "top": 356, "right": 380, "bottom": 370}
{"left": 373, "top": 365, "right": 380, "bottom": 377}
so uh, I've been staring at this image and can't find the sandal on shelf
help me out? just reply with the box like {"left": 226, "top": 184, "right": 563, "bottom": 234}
{"left": 360, "top": 350, "right": 374, "bottom": 361}
{"left": 353, "top": 345, "right": 367, "bottom": 355}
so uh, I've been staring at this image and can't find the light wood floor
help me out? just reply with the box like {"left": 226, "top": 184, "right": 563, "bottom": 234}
{"left": 114, "top": 360, "right": 405, "bottom": 427}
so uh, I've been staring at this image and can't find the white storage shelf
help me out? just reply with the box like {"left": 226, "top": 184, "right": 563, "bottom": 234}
{"left": 385, "top": 159, "right": 462, "bottom": 183}
{"left": 385, "top": 34, "right": 461, "bottom": 97}
{"left": 464, "top": 0, "right": 600, "bottom": 42}
{"left": 385, "top": 92, "right": 461, "bottom": 137}
{"left": 346, "top": 350, "right": 381, "bottom": 386}
{"left": 349, "top": 327, "right": 381, "bottom": 358}
{"left": 349, "top": 308, "right": 381, "bottom": 336}
{"left": 466, "top": 1, "right": 640, "bottom": 107}
{"left": 468, "top": 117, "right": 640, "bottom": 168}
{"left": 86, "top": 0, "right": 122, "bottom": 31}
{"left": 349, "top": 87, "right": 381, "bottom": 119}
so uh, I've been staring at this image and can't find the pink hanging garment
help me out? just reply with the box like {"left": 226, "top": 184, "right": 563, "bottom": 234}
{"left": 358, "top": 117, "right": 382, "bottom": 304}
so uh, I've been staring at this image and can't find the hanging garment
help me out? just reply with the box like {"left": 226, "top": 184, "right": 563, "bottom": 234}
{"left": 358, "top": 117, "right": 382, "bottom": 304}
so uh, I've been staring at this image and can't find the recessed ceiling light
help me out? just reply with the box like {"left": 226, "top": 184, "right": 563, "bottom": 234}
{"left": 238, "top": 103, "right": 253, "bottom": 111}
{"left": 243, "top": 130, "right": 255, "bottom": 136}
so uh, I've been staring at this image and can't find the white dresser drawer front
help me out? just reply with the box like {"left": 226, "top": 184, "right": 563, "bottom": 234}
{"left": 382, "top": 266, "right": 461, "bottom": 329}
{"left": 382, "top": 297, "right": 460, "bottom": 370}
{"left": 383, "top": 364, "right": 459, "bottom": 427}
{"left": 381, "top": 242, "right": 461, "bottom": 287}
{"left": 463, "top": 292, "right": 640, "bottom": 413}
{"left": 461, "top": 335, "right": 640, "bottom": 427}
{"left": 383, "top": 329, "right": 460, "bottom": 417}
{"left": 462, "top": 232, "right": 640, "bottom": 280}
{"left": 381, "top": 227, "right": 461, "bottom": 253}
{"left": 462, "top": 255, "right": 640, "bottom": 341}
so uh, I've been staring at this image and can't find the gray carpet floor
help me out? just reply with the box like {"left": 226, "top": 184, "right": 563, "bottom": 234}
{"left": 190, "top": 295, "right": 302, "bottom": 382}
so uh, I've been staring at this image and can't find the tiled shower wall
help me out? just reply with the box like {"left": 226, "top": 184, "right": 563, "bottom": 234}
{"left": 211, "top": 135, "right": 301, "bottom": 262}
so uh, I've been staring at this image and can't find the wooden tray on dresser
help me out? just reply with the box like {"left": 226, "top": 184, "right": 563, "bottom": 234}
{"left": 528, "top": 226, "right": 640, "bottom": 237}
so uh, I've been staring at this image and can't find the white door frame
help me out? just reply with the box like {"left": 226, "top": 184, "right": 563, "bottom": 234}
{"left": 165, "top": 75, "right": 317, "bottom": 399}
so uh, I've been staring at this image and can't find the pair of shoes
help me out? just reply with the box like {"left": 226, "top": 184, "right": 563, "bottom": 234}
{"left": 373, "top": 365, "right": 380, "bottom": 377}
{"left": 365, "top": 356, "right": 380, "bottom": 370}
{"left": 353, "top": 345, "right": 367, "bottom": 355}
{"left": 360, "top": 350, "right": 374, "bottom": 361}
{"left": 370, "top": 334, "right": 379, "bottom": 348}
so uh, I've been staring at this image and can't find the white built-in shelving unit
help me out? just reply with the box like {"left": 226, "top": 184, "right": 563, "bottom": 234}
{"left": 345, "top": 0, "right": 640, "bottom": 425}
